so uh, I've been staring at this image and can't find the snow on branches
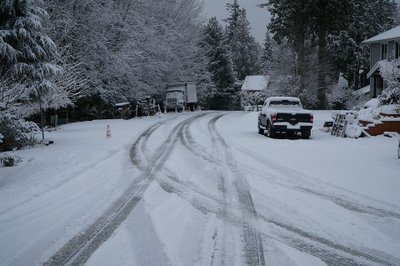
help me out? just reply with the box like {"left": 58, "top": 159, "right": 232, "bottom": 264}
{"left": 379, "top": 59, "right": 400, "bottom": 105}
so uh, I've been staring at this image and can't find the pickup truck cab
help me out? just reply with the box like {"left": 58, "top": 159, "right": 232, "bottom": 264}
{"left": 258, "top": 96, "right": 313, "bottom": 139}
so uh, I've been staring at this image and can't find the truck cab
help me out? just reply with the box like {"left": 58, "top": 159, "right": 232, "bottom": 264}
{"left": 165, "top": 82, "right": 198, "bottom": 112}
{"left": 166, "top": 88, "right": 186, "bottom": 112}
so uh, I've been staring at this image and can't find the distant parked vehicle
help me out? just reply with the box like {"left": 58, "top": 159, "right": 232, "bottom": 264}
{"left": 258, "top": 96, "right": 313, "bottom": 139}
{"left": 165, "top": 82, "right": 198, "bottom": 112}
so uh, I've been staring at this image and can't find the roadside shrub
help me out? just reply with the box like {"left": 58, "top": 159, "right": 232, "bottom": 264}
{"left": 0, "top": 154, "right": 22, "bottom": 167}
{"left": 0, "top": 113, "right": 40, "bottom": 152}
{"left": 379, "top": 87, "right": 400, "bottom": 105}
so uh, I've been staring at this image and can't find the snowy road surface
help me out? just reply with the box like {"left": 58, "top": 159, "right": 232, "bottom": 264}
{"left": 1, "top": 111, "right": 400, "bottom": 266}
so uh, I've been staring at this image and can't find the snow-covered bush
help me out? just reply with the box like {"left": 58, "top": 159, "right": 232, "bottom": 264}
{"left": 0, "top": 154, "right": 22, "bottom": 167}
{"left": 240, "top": 91, "right": 260, "bottom": 110}
{"left": 0, "top": 113, "right": 40, "bottom": 152}
{"left": 378, "top": 59, "right": 400, "bottom": 105}
{"left": 328, "top": 84, "right": 352, "bottom": 109}
{"left": 327, "top": 74, "right": 351, "bottom": 109}
{"left": 358, "top": 98, "right": 400, "bottom": 122}
{"left": 358, "top": 98, "right": 381, "bottom": 122}
{"left": 379, "top": 87, "right": 400, "bottom": 105}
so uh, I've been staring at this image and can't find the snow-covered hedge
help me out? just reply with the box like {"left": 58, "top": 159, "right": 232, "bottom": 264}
{"left": 0, "top": 113, "right": 40, "bottom": 152}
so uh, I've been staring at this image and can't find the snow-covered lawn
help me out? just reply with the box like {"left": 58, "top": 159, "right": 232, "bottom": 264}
{"left": 1, "top": 111, "right": 399, "bottom": 265}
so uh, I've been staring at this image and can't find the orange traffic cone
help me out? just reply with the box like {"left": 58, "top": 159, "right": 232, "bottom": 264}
{"left": 106, "top": 124, "right": 111, "bottom": 138}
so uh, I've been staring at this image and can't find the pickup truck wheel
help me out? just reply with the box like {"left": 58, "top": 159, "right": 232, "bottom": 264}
{"left": 301, "top": 130, "right": 311, "bottom": 139}
{"left": 267, "top": 123, "right": 276, "bottom": 138}
{"left": 258, "top": 121, "right": 264, "bottom": 135}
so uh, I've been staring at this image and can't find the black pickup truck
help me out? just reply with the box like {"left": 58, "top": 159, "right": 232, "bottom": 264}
{"left": 258, "top": 97, "right": 314, "bottom": 139}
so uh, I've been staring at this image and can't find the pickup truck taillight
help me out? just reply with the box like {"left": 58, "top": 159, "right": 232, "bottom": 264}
{"left": 271, "top": 114, "right": 277, "bottom": 122}
{"left": 310, "top": 114, "right": 314, "bottom": 123}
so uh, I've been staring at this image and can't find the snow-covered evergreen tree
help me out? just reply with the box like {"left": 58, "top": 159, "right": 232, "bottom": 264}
{"left": 0, "top": 0, "right": 66, "bottom": 108}
{"left": 264, "top": 0, "right": 313, "bottom": 101}
{"left": 308, "top": 0, "right": 354, "bottom": 109}
{"left": 265, "top": 0, "right": 354, "bottom": 109}
{"left": 203, "top": 17, "right": 237, "bottom": 110}
{"left": 327, "top": 0, "right": 397, "bottom": 90}
{"left": 260, "top": 29, "right": 274, "bottom": 74}
{"left": 225, "top": 2, "right": 261, "bottom": 81}
{"left": 0, "top": 0, "right": 67, "bottom": 140}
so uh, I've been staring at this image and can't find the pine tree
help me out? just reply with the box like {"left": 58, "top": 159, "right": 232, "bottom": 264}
{"left": 0, "top": 0, "right": 66, "bottom": 139}
{"left": 308, "top": 0, "right": 355, "bottom": 109}
{"left": 225, "top": 3, "right": 261, "bottom": 81}
{"left": 261, "top": 29, "right": 274, "bottom": 74}
{"left": 265, "top": 0, "right": 311, "bottom": 99}
{"left": 265, "top": 0, "right": 355, "bottom": 109}
{"left": 203, "top": 17, "right": 236, "bottom": 110}
{"left": 225, "top": 0, "right": 241, "bottom": 43}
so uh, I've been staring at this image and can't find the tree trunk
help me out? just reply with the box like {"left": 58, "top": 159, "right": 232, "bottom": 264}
{"left": 39, "top": 100, "right": 45, "bottom": 141}
{"left": 317, "top": 26, "right": 327, "bottom": 109}
{"left": 295, "top": 28, "right": 306, "bottom": 97}
{"left": 354, "top": 66, "right": 360, "bottom": 90}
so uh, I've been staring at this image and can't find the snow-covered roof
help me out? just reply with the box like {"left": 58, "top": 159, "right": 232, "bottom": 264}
{"left": 241, "top": 75, "right": 269, "bottom": 91}
{"left": 352, "top": 85, "right": 370, "bottom": 97}
{"left": 364, "top": 25, "right": 400, "bottom": 44}
{"left": 367, "top": 60, "right": 388, "bottom": 78}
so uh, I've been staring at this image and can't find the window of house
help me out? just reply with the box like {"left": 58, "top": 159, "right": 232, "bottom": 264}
{"left": 381, "top": 43, "right": 388, "bottom": 59}
{"left": 396, "top": 42, "right": 400, "bottom": 59}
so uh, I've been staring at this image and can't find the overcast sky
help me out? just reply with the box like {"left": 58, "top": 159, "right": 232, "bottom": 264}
{"left": 201, "top": 0, "right": 271, "bottom": 44}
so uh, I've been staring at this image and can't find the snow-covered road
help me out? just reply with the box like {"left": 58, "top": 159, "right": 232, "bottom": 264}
{"left": 1, "top": 111, "right": 400, "bottom": 266}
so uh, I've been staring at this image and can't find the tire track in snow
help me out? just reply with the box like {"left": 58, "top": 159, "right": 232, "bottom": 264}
{"left": 259, "top": 214, "right": 400, "bottom": 266}
{"left": 43, "top": 115, "right": 202, "bottom": 266}
{"left": 179, "top": 113, "right": 214, "bottom": 164}
{"left": 216, "top": 127, "right": 400, "bottom": 265}
{"left": 135, "top": 112, "right": 229, "bottom": 265}
{"left": 208, "top": 114, "right": 266, "bottom": 266}
{"left": 135, "top": 112, "right": 264, "bottom": 265}
{"left": 134, "top": 112, "right": 231, "bottom": 266}
{"left": 234, "top": 144, "right": 400, "bottom": 221}
{"left": 137, "top": 114, "right": 400, "bottom": 266}
{"left": 204, "top": 114, "right": 398, "bottom": 266}
{"left": 137, "top": 113, "right": 399, "bottom": 266}
{"left": 133, "top": 113, "right": 223, "bottom": 216}
{"left": 296, "top": 187, "right": 400, "bottom": 220}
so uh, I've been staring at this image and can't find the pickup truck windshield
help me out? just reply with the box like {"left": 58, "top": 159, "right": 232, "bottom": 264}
{"left": 269, "top": 100, "right": 301, "bottom": 106}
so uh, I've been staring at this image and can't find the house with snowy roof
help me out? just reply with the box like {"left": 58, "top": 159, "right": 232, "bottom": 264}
{"left": 240, "top": 75, "right": 269, "bottom": 110}
{"left": 364, "top": 25, "right": 400, "bottom": 98}
{"left": 241, "top": 75, "right": 269, "bottom": 93}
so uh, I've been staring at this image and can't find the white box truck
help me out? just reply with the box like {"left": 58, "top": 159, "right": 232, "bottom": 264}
{"left": 165, "top": 82, "right": 198, "bottom": 112}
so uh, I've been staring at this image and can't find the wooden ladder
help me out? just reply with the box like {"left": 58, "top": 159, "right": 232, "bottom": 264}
{"left": 331, "top": 114, "right": 347, "bottom": 137}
